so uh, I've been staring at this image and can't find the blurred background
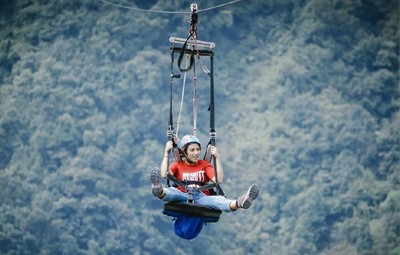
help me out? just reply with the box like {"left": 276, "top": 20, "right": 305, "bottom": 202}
{"left": 0, "top": 0, "right": 398, "bottom": 254}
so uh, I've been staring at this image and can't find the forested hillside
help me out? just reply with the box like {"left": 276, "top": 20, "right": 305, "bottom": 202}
{"left": 0, "top": 0, "right": 398, "bottom": 254}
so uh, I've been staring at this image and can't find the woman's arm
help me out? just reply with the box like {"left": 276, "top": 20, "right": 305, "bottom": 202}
{"left": 160, "top": 141, "right": 173, "bottom": 178}
{"left": 210, "top": 146, "right": 223, "bottom": 183}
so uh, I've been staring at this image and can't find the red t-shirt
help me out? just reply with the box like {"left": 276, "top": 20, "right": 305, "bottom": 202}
{"left": 169, "top": 160, "right": 215, "bottom": 196}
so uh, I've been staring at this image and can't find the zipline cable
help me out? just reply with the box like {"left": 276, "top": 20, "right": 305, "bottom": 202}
{"left": 197, "top": 0, "right": 246, "bottom": 13}
{"left": 98, "top": 0, "right": 188, "bottom": 13}
{"left": 98, "top": 0, "right": 247, "bottom": 14}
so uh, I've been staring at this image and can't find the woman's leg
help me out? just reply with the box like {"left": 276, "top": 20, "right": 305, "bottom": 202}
{"left": 151, "top": 168, "right": 187, "bottom": 202}
{"left": 162, "top": 187, "right": 188, "bottom": 202}
{"left": 194, "top": 192, "right": 235, "bottom": 212}
{"left": 193, "top": 184, "right": 259, "bottom": 211}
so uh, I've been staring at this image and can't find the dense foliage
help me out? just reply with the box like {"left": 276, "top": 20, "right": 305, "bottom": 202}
{"left": 0, "top": 0, "right": 398, "bottom": 254}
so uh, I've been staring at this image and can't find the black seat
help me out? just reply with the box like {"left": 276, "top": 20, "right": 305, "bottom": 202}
{"left": 163, "top": 202, "right": 222, "bottom": 223}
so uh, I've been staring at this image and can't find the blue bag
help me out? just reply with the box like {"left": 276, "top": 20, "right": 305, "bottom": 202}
{"left": 173, "top": 215, "right": 205, "bottom": 240}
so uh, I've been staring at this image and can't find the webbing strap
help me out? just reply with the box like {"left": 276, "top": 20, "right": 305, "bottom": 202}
{"left": 172, "top": 147, "right": 182, "bottom": 162}
{"left": 192, "top": 51, "right": 198, "bottom": 136}
{"left": 176, "top": 55, "right": 189, "bottom": 138}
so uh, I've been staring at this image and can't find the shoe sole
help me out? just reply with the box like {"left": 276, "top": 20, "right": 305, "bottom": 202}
{"left": 242, "top": 184, "right": 259, "bottom": 209}
{"left": 150, "top": 168, "right": 163, "bottom": 197}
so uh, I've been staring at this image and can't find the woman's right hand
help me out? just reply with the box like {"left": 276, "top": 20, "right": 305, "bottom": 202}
{"left": 165, "top": 141, "right": 173, "bottom": 153}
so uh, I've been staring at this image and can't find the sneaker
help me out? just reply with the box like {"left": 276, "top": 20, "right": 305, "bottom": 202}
{"left": 237, "top": 184, "right": 259, "bottom": 209}
{"left": 150, "top": 167, "right": 163, "bottom": 197}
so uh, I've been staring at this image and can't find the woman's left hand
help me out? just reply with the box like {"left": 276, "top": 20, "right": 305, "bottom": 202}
{"left": 210, "top": 146, "right": 219, "bottom": 158}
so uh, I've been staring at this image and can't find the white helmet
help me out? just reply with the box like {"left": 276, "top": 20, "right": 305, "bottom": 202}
{"left": 178, "top": 135, "right": 201, "bottom": 150}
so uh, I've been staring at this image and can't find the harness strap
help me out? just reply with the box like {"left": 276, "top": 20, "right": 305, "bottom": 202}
{"left": 203, "top": 143, "right": 212, "bottom": 162}
{"left": 166, "top": 172, "right": 218, "bottom": 192}
{"left": 167, "top": 172, "right": 185, "bottom": 187}
{"left": 172, "top": 147, "right": 182, "bottom": 162}
{"left": 177, "top": 6, "right": 198, "bottom": 72}
{"left": 177, "top": 34, "right": 195, "bottom": 72}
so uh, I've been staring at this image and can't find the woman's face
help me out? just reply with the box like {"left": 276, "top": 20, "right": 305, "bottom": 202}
{"left": 185, "top": 143, "right": 200, "bottom": 163}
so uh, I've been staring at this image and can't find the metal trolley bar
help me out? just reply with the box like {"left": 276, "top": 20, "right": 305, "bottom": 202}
{"left": 169, "top": 36, "right": 216, "bottom": 49}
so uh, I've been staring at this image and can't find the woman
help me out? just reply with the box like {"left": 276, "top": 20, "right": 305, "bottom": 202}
{"left": 150, "top": 135, "right": 259, "bottom": 212}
